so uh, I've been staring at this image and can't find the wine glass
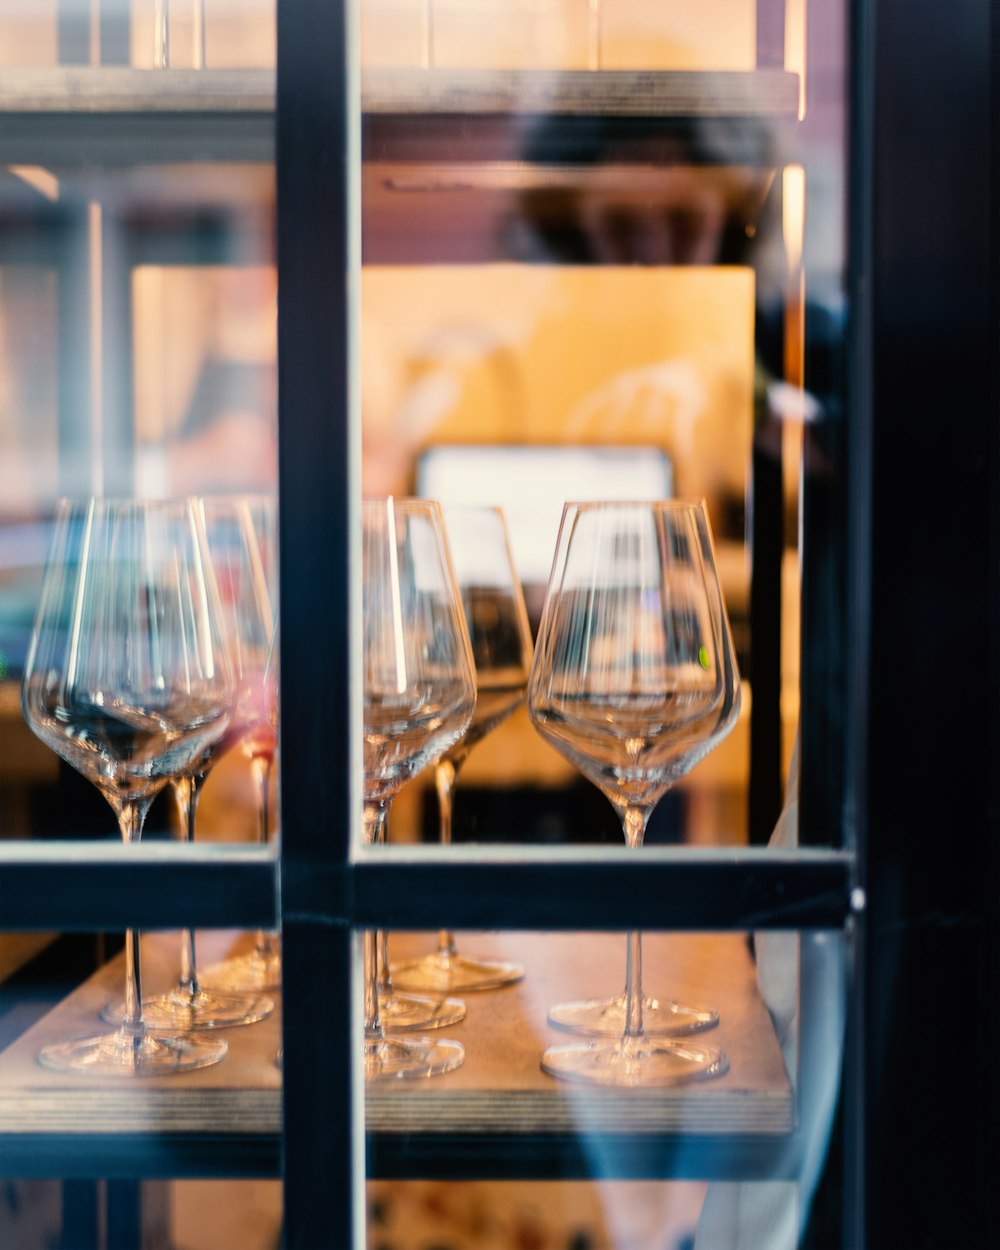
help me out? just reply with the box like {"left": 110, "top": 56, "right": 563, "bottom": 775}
{"left": 390, "top": 506, "right": 533, "bottom": 994}
{"left": 196, "top": 497, "right": 283, "bottom": 995}
{"left": 102, "top": 496, "right": 277, "bottom": 1029}
{"left": 527, "top": 500, "right": 740, "bottom": 1087}
{"left": 363, "top": 498, "right": 476, "bottom": 1079}
{"left": 21, "top": 497, "right": 235, "bottom": 1075}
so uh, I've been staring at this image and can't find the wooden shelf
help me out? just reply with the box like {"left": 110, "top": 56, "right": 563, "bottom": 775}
{"left": 0, "top": 67, "right": 798, "bottom": 167}
{"left": 0, "top": 67, "right": 799, "bottom": 119}
{"left": 0, "top": 930, "right": 792, "bottom": 1178}
{"left": 362, "top": 67, "right": 799, "bottom": 119}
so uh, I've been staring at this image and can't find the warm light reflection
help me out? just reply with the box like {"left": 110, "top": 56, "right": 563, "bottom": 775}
{"left": 7, "top": 167, "right": 59, "bottom": 202}
{"left": 785, "top": 0, "right": 808, "bottom": 118}
{"left": 782, "top": 164, "right": 806, "bottom": 277}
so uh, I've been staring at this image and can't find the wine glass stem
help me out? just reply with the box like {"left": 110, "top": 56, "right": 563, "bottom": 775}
{"left": 174, "top": 773, "right": 205, "bottom": 997}
{"left": 434, "top": 758, "right": 459, "bottom": 959}
{"left": 250, "top": 754, "right": 278, "bottom": 965}
{"left": 374, "top": 810, "right": 395, "bottom": 994}
{"left": 193, "top": 0, "right": 206, "bottom": 68}
{"left": 365, "top": 928, "right": 382, "bottom": 1042}
{"left": 364, "top": 803, "right": 388, "bottom": 1040}
{"left": 154, "top": 0, "right": 169, "bottom": 68}
{"left": 378, "top": 930, "right": 393, "bottom": 995}
{"left": 623, "top": 929, "right": 644, "bottom": 1039}
{"left": 117, "top": 799, "right": 151, "bottom": 1038}
{"left": 588, "top": 0, "right": 602, "bottom": 70}
{"left": 123, "top": 928, "right": 143, "bottom": 1037}
{"left": 621, "top": 804, "right": 651, "bottom": 1039}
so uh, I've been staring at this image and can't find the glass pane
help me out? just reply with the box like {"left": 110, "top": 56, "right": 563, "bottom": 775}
{"left": 363, "top": 926, "right": 847, "bottom": 1248}
{"left": 0, "top": 6, "right": 282, "bottom": 1239}
{"left": 355, "top": 0, "right": 850, "bottom": 1246}
{"left": 359, "top": 0, "right": 847, "bottom": 854}
{"left": 0, "top": 15, "right": 277, "bottom": 844}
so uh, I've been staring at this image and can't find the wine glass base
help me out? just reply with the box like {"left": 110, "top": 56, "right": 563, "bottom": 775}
{"left": 200, "top": 950, "right": 282, "bottom": 993}
{"left": 390, "top": 951, "right": 525, "bottom": 994}
{"left": 38, "top": 1030, "right": 228, "bottom": 1076}
{"left": 365, "top": 1035, "right": 464, "bottom": 1081}
{"left": 548, "top": 992, "right": 718, "bottom": 1038}
{"left": 101, "top": 987, "right": 275, "bottom": 1031}
{"left": 378, "top": 990, "right": 466, "bottom": 1031}
{"left": 541, "top": 1035, "right": 728, "bottom": 1088}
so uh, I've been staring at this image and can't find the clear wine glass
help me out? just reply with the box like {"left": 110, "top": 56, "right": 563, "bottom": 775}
{"left": 196, "top": 497, "right": 283, "bottom": 995}
{"left": 527, "top": 499, "right": 740, "bottom": 1087}
{"left": 363, "top": 497, "right": 476, "bottom": 1079}
{"left": 390, "top": 506, "right": 533, "bottom": 994}
{"left": 21, "top": 497, "right": 235, "bottom": 1075}
{"left": 102, "top": 496, "right": 277, "bottom": 1029}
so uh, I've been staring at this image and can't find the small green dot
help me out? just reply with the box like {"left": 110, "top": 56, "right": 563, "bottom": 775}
{"left": 698, "top": 645, "right": 710, "bottom": 670}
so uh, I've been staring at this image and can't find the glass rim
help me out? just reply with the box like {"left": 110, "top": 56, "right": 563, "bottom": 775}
{"left": 361, "top": 495, "right": 443, "bottom": 514}
{"left": 52, "top": 494, "right": 265, "bottom": 511}
{"left": 559, "top": 497, "right": 707, "bottom": 511}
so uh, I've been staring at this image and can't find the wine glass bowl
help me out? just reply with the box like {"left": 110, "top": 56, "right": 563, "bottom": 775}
{"left": 363, "top": 498, "right": 476, "bottom": 1079}
{"left": 390, "top": 505, "right": 533, "bottom": 995}
{"left": 22, "top": 497, "right": 236, "bottom": 1075}
{"left": 527, "top": 499, "right": 740, "bottom": 1085}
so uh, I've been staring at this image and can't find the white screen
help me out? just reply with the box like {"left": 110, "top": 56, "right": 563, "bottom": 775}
{"left": 417, "top": 445, "right": 673, "bottom": 586}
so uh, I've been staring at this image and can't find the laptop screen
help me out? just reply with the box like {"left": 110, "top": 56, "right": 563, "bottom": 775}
{"left": 416, "top": 444, "right": 673, "bottom": 588}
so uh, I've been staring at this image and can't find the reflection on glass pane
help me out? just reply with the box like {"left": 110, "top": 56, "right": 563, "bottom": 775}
{"left": 365, "top": 927, "right": 845, "bottom": 1247}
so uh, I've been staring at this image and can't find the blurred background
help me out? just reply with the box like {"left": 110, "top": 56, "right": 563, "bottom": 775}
{"left": 0, "top": 1, "right": 846, "bottom": 1246}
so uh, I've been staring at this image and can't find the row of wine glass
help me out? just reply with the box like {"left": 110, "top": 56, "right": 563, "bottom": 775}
{"left": 21, "top": 494, "right": 739, "bottom": 1089}
{"left": 21, "top": 496, "right": 280, "bottom": 1075}
{"left": 363, "top": 497, "right": 740, "bottom": 1087}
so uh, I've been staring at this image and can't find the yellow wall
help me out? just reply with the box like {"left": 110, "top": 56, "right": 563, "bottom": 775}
{"left": 362, "top": 264, "right": 755, "bottom": 513}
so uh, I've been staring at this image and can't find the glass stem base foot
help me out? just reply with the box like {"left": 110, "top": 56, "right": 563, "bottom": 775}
{"left": 101, "top": 987, "right": 275, "bottom": 1031}
{"left": 378, "top": 989, "right": 466, "bottom": 1031}
{"left": 200, "top": 948, "right": 281, "bottom": 993}
{"left": 390, "top": 951, "right": 524, "bottom": 994}
{"left": 548, "top": 991, "right": 718, "bottom": 1037}
{"left": 364, "top": 1035, "right": 464, "bottom": 1081}
{"left": 541, "top": 1035, "right": 728, "bottom": 1088}
{"left": 38, "top": 1030, "right": 228, "bottom": 1076}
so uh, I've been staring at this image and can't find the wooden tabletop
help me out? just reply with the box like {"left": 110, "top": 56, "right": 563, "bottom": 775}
{"left": 0, "top": 930, "right": 791, "bottom": 1141}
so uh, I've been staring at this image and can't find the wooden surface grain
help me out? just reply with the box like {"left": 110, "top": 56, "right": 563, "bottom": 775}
{"left": 0, "top": 929, "right": 791, "bottom": 1140}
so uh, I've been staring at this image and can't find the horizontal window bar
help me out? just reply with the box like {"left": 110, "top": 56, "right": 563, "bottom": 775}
{"left": 0, "top": 1129, "right": 802, "bottom": 1183}
{"left": 369, "top": 1131, "right": 806, "bottom": 1182}
{"left": 0, "top": 843, "right": 855, "bottom": 932}
{"left": 0, "top": 843, "right": 278, "bottom": 932}
{"left": 0, "top": 1133, "right": 280, "bottom": 1179}
{"left": 290, "top": 846, "right": 856, "bottom": 931}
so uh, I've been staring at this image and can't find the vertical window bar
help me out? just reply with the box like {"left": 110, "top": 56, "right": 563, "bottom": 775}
{"left": 841, "top": 0, "right": 874, "bottom": 1242}
{"left": 277, "top": 0, "right": 358, "bottom": 1246}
